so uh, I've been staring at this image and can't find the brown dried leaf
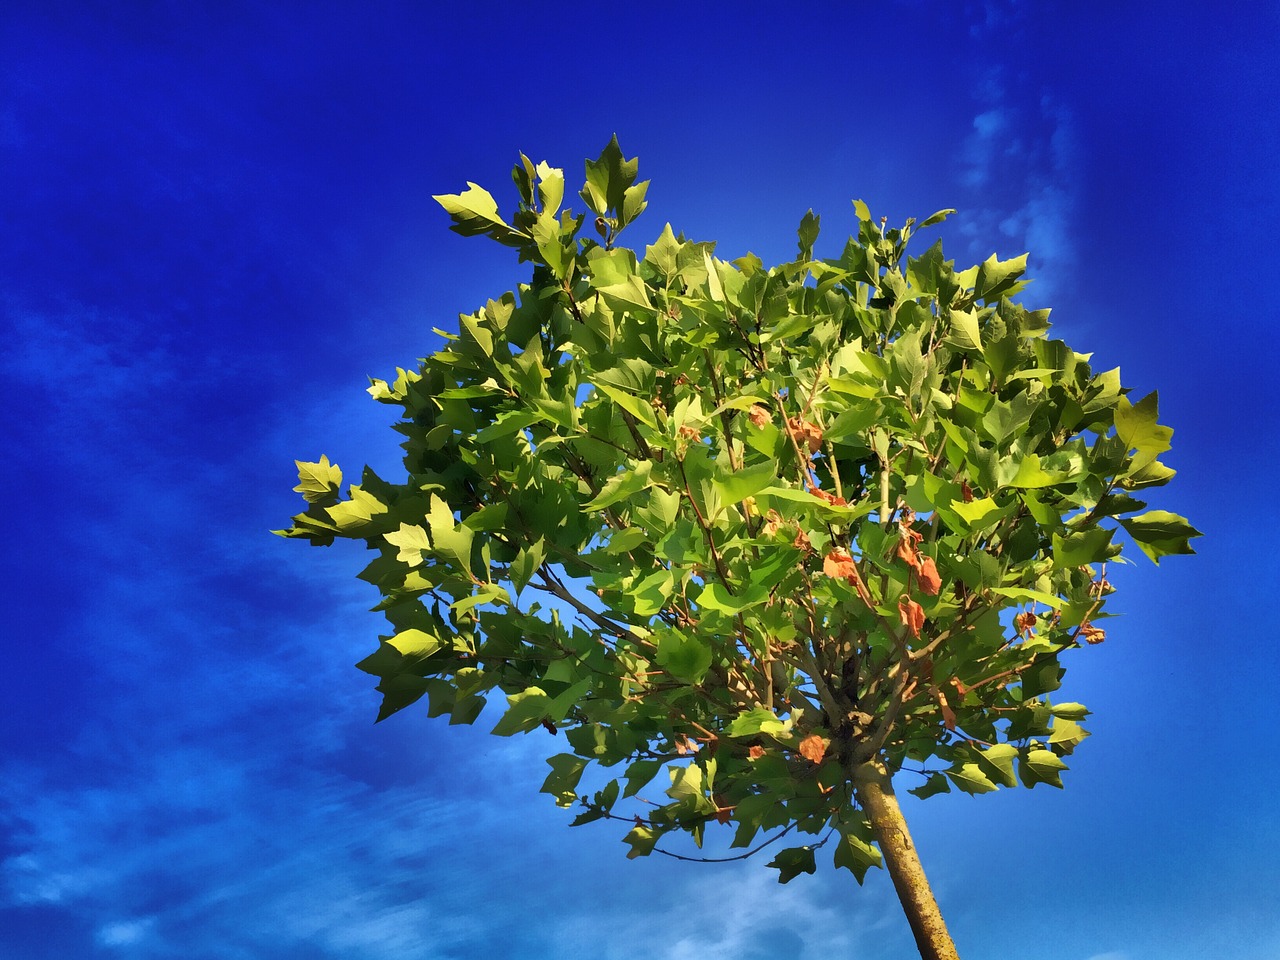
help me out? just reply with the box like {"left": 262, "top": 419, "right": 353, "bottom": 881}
{"left": 823, "top": 547, "right": 856, "bottom": 580}
{"left": 787, "top": 416, "right": 824, "bottom": 454}
{"left": 748, "top": 404, "right": 771, "bottom": 427}
{"left": 918, "top": 556, "right": 941, "bottom": 596}
{"left": 748, "top": 745, "right": 766, "bottom": 760}
{"left": 797, "top": 734, "right": 827, "bottom": 765}
{"left": 793, "top": 527, "right": 813, "bottom": 552}
{"left": 808, "top": 486, "right": 847, "bottom": 507}
{"left": 898, "top": 597, "right": 925, "bottom": 638}
{"left": 1080, "top": 622, "right": 1106, "bottom": 645}
{"left": 896, "top": 536, "right": 921, "bottom": 570}
{"left": 1014, "top": 611, "right": 1037, "bottom": 636}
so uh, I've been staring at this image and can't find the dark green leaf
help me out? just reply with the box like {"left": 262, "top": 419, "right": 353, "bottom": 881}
{"left": 767, "top": 845, "right": 817, "bottom": 883}
{"left": 1120, "top": 510, "right": 1202, "bottom": 563}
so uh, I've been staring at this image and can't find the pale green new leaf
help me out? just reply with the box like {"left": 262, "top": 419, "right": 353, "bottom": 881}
{"left": 434, "top": 183, "right": 528, "bottom": 247}
{"left": 294, "top": 455, "right": 343, "bottom": 504}
{"left": 384, "top": 523, "right": 431, "bottom": 567}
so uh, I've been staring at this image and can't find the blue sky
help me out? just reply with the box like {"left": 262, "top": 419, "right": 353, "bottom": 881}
{"left": 3, "top": 3, "right": 1277, "bottom": 958}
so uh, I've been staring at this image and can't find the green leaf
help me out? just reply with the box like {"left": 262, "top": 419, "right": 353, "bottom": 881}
{"left": 908, "top": 773, "right": 952, "bottom": 799}
{"left": 698, "top": 581, "right": 769, "bottom": 615}
{"left": 971, "top": 743, "right": 1019, "bottom": 788}
{"left": 372, "top": 673, "right": 430, "bottom": 722}
{"left": 541, "top": 753, "right": 589, "bottom": 807}
{"left": 1048, "top": 717, "right": 1090, "bottom": 754}
{"left": 974, "top": 252, "right": 1028, "bottom": 302}
{"left": 509, "top": 538, "right": 546, "bottom": 595}
{"left": 988, "top": 586, "right": 1063, "bottom": 609}
{"left": 622, "top": 758, "right": 663, "bottom": 798}
{"left": 584, "top": 460, "right": 654, "bottom": 511}
{"left": 1119, "top": 510, "right": 1202, "bottom": 564}
{"left": 656, "top": 628, "right": 713, "bottom": 683}
{"left": 491, "top": 687, "right": 552, "bottom": 736}
{"left": 797, "top": 209, "right": 820, "bottom": 259}
{"left": 920, "top": 208, "right": 956, "bottom": 228}
{"left": 725, "top": 707, "right": 787, "bottom": 738}
{"left": 1114, "top": 391, "right": 1173, "bottom": 469}
{"left": 644, "top": 223, "right": 682, "bottom": 276}
{"left": 713, "top": 460, "right": 777, "bottom": 506}
{"left": 1051, "top": 527, "right": 1114, "bottom": 568}
{"left": 386, "top": 628, "right": 442, "bottom": 659}
{"left": 631, "top": 567, "right": 674, "bottom": 617}
{"left": 592, "top": 381, "right": 659, "bottom": 429}
{"left": 833, "top": 823, "right": 883, "bottom": 883}
{"left": 767, "top": 845, "right": 817, "bottom": 883}
{"left": 1019, "top": 748, "right": 1068, "bottom": 788}
{"left": 433, "top": 182, "right": 528, "bottom": 247}
{"left": 428, "top": 494, "right": 475, "bottom": 574}
{"left": 623, "top": 823, "right": 659, "bottom": 859}
{"left": 951, "top": 496, "right": 1010, "bottom": 531}
{"left": 1050, "top": 702, "right": 1091, "bottom": 720}
{"left": 581, "top": 135, "right": 642, "bottom": 220}
{"left": 945, "top": 761, "right": 999, "bottom": 795}
{"left": 293, "top": 455, "right": 343, "bottom": 504}
{"left": 946, "top": 307, "right": 982, "bottom": 351}
{"left": 450, "top": 582, "right": 509, "bottom": 618}
{"left": 384, "top": 523, "right": 431, "bottom": 567}
{"left": 1009, "top": 454, "right": 1059, "bottom": 489}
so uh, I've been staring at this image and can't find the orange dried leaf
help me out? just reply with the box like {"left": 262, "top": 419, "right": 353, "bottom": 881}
{"left": 748, "top": 745, "right": 766, "bottom": 760}
{"left": 748, "top": 404, "right": 771, "bottom": 427}
{"left": 823, "top": 547, "right": 856, "bottom": 580}
{"left": 898, "top": 597, "right": 925, "bottom": 638}
{"left": 896, "top": 536, "right": 921, "bottom": 570}
{"left": 798, "top": 734, "right": 827, "bottom": 765}
{"left": 793, "top": 528, "right": 813, "bottom": 552}
{"left": 918, "top": 556, "right": 941, "bottom": 595}
{"left": 1080, "top": 622, "right": 1106, "bottom": 645}
{"left": 809, "top": 487, "right": 847, "bottom": 507}
{"left": 787, "top": 416, "right": 824, "bottom": 454}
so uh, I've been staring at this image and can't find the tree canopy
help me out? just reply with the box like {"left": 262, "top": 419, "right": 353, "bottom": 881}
{"left": 278, "top": 137, "right": 1198, "bottom": 957}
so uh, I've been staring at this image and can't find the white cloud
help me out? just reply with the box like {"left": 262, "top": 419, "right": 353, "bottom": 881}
{"left": 98, "top": 918, "right": 155, "bottom": 948}
{"left": 955, "top": 70, "right": 1081, "bottom": 306}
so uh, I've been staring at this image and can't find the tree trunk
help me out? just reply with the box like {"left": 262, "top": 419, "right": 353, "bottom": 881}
{"left": 852, "top": 760, "right": 960, "bottom": 960}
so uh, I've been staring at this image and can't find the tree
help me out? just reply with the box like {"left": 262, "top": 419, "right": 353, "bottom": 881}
{"left": 278, "top": 137, "right": 1199, "bottom": 959}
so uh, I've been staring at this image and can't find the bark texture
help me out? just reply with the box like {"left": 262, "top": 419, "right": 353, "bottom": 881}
{"left": 853, "top": 760, "right": 961, "bottom": 960}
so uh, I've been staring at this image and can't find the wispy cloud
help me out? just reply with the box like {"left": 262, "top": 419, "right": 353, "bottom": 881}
{"left": 955, "top": 5, "right": 1081, "bottom": 307}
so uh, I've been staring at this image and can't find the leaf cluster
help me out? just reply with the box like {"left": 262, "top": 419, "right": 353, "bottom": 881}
{"left": 278, "top": 138, "right": 1199, "bottom": 883}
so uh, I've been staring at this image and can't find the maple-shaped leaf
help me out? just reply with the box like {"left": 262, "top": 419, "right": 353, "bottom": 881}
{"left": 293, "top": 455, "right": 343, "bottom": 504}
{"left": 898, "top": 597, "right": 925, "bottom": 638}
{"left": 384, "top": 523, "right": 431, "bottom": 567}
{"left": 798, "top": 734, "right": 827, "bottom": 765}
